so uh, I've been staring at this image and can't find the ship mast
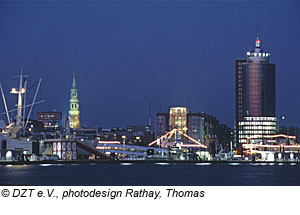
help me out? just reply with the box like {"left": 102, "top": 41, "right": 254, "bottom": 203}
{"left": 0, "top": 70, "right": 44, "bottom": 136}
{"left": 16, "top": 70, "right": 23, "bottom": 126}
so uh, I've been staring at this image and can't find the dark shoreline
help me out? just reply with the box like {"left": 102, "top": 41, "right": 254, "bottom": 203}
{"left": 0, "top": 159, "right": 299, "bottom": 166}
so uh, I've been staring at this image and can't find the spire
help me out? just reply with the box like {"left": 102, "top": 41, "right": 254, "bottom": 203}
{"left": 69, "top": 73, "right": 80, "bottom": 129}
{"left": 72, "top": 73, "right": 77, "bottom": 89}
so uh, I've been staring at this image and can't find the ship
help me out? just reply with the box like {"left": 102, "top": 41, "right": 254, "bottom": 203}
{"left": 0, "top": 71, "right": 42, "bottom": 161}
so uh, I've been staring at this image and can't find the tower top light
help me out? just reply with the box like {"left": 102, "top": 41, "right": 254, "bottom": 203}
{"left": 255, "top": 37, "right": 261, "bottom": 48}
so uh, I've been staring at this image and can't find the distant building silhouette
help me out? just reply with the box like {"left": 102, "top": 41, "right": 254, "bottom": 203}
{"left": 37, "top": 112, "right": 62, "bottom": 130}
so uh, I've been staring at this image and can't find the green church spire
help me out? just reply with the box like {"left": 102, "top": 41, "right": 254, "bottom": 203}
{"left": 68, "top": 73, "right": 80, "bottom": 129}
{"left": 72, "top": 72, "right": 77, "bottom": 88}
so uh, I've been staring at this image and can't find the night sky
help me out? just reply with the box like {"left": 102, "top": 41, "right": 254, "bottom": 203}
{"left": 0, "top": 1, "right": 299, "bottom": 129}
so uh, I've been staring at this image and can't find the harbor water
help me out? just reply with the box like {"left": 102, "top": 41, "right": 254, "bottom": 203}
{"left": 0, "top": 162, "right": 300, "bottom": 186}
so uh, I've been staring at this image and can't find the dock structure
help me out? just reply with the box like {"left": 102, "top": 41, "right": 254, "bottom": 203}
{"left": 41, "top": 138, "right": 110, "bottom": 160}
{"left": 149, "top": 128, "right": 207, "bottom": 149}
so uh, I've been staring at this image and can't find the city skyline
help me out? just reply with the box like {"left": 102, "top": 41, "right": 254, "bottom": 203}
{"left": 0, "top": 1, "right": 299, "bottom": 128}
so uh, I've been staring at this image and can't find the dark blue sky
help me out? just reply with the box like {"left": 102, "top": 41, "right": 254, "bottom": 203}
{"left": 0, "top": 1, "right": 299, "bottom": 128}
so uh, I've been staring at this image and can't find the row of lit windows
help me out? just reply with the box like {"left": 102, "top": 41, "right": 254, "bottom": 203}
{"left": 247, "top": 52, "right": 270, "bottom": 57}
{"left": 239, "top": 122, "right": 277, "bottom": 126}
{"left": 239, "top": 136, "right": 265, "bottom": 140}
{"left": 172, "top": 117, "right": 187, "bottom": 120}
{"left": 239, "top": 130, "right": 276, "bottom": 134}
{"left": 243, "top": 117, "right": 277, "bottom": 121}
{"left": 240, "top": 126, "right": 276, "bottom": 130}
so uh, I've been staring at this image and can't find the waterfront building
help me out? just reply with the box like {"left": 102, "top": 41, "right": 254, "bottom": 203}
{"left": 37, "top": 112, "right": 62, "bottom": 130}
{"left": 217, "top": 124, "right": 233, "bottom": 152}
{"left": 199, "top": 112, "right": 219, "bottom": 146}
{"left": 238, "top": 117, "right": 278, "bottom": 144}
{"left": 235, "top": 36, "right": 277, "bottom": 149}
{"left": 188, "top": 113, "right": 204, "bottom": 144}
{"left": 155, "top": 107, "right": 222, "bottom": 147}
{"left": 156, "top": 107, "right": 189, "bottom": 139}
{"left": 235, "top": 59, "right": 247, "bottom": 147}
{"left": 98, "top": 126, "right": 152, "bottom": 146}
{"left": 68, "top": 74, "right": 81, "bottom": 129}
{"left": 279, "top": 126, "right": 300, "bottom": 143}
{"left": 126, "top": 126, "right": 152, "bottom": 145}
{"left": 155, "top": 113, "right": 169, "bottom": 138}
{"left": 169, "top": 107, "right": 188, "bottom": 133}
{"left": 73, "top": 128, "right": 99, "bottom": 141}
{"left": 40, "top": 138, "right": 109, "bottom": 160}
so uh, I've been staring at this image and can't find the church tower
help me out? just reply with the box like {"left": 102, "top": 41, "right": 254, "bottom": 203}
{"left": 68, "top": 73, "right": 80, "bottom": 129}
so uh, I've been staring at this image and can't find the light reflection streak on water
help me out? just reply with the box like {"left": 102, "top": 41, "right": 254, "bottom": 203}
{"left": 155, "top": 163, "right": 169, "bottom": 166}
{"left": 228, "top": 163, "right": 241, "bottom": 166}
{"left": 195, "top": 163, "right": 211, "bottom": 166}
{"left": 120, "top": 163, "right": 133, "bottom": 166}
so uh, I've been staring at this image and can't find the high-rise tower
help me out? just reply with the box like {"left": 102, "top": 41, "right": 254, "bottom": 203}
{"left": 242, "top": 36, "right": 276, "bottom": 117}
{"left": 68, "top": 73, "right": 80, "bottom": 129}
{"left": 235, "top": 35, "right": 277, "bottom": 148}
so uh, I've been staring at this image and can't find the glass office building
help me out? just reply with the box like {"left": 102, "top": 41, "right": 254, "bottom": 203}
{"left": 238, "top": 117, "right": 278, "bottom": 144}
